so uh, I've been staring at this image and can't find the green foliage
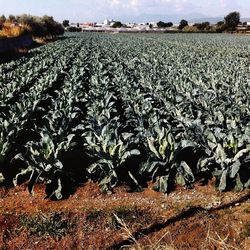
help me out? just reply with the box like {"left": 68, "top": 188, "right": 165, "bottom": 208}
{"left": 179, "top": 19, "right": 188, "bottom": 30}
{"left": 16, "top": 14, "right": 64, "bottom": 38}
{"left": 193, "top": 22, "right": 210, "bottom": 31}
{"left": 67, "top": 26, "right": 81, "bottom": 32}
{"left": 157, "top": 21, "right": 173, "bottom": 28}
{"left": 215, "top": 23, "right": 227, "bottom": 33}
{"left": 217, "top": 21, "right": 224, "bottom": 26}
{"left": 224, "top": 11, "right": 240, "bottom": 30}
{"left": 0, "top": 33, "right": 249, "bottom": 199}
{"left": 62, "top": 20, "right": 70, "bottom": 27}
{"left": 112, "top": 21, "right": 123, "bottom": 28}
{"left": 0, "top": 15, "right": 6, "bottom": 25}
{"left": 19, "top": 213, "right": 75, "bottom": 239}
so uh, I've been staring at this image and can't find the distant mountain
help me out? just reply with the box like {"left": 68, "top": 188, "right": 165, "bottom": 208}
{"left": 109, "top": 13, "right": 250, "bottom": 25}
{"left": 189, "top": 17, "right": 250, "bottom": 24}
{"left": 114, "top": 13, "right": 208, "bottom": 23}
{"left": 241, "top": 17, "right": 250, "bottom": 22}
{"left": 188, "top": 17, "right": 223, "bottom": 24}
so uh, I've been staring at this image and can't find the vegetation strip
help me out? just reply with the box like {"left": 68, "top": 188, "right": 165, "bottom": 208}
{"left": 0, "top": 33, "right": 249, "bottom": 200}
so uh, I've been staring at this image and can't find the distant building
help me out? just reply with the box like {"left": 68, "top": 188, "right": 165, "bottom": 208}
{"left": 94, "top": 19, "right": 117, "bottom": 27}
{"left": 149, "top": 22, "right": 158, "bottom": 28}
{"left": 236, "top": 22, "right": 250, "bottom": 33}
{"left": 103, "top": 19, "right": 109, "bottom": 26}
{"left": 125, "top": 22, "right": 137, "bottom": 28}
{"left": 236, "top": 26, "right": 247, "bottom": 31}
{"left": 241, "top": 21, "right": 250, "bottom": 26}
{"left": 95, "top": 23, "right": 103, "bottom": 27}
{"left": 103, "top": 19, "right": 115, "bottom": 26}
{"left": 138, "top": 22, "right": 149, "bottom": 26}
{"left": 82, "top": 22, "right": 96, "bottom": 28}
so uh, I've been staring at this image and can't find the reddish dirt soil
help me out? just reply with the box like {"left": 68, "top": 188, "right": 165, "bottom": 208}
{"left": 0, "top": 181, "right": 249, "bottom": 249}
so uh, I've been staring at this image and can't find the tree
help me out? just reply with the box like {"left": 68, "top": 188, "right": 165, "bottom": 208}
{"left": 193, "top": 22, "right": 210, "bottom": 30}
{"left": 179, "top": 19, "right": 188, "bottom": 30}
{"left": 183, "top": 25, "right": 199, "bottom": 33}
{"left": 62, "top": 20, "right": 70, "bottom": 27}
{"left": 166, "top": 22, "right": 173, "bottom": 27}
{"left": 224, "top": 11, "right": 240, "bottom": 30}
{"left": 157, "top": 21, "right": 173, "bottom": 28}
{"left": 42, "top": 15, "right": 56, "bottom": 35}
{"left": 217, "top": 21, "right": 224, "bottom": 26}
{"left": 112, "top": 21, "right": 123, "bottom": 28}
{"left": 42, "top": 15, "right": 64, "bottom": 37}
{"left": 16, "top": 14, "right": 64, "bottom": 38}
{"left": 8, "top": 14, "right": 16, "bottom": 22}
{"left": 0, "top": 15, "right": 6, "bottom": 29}
{"left": 157, "top": 21, "right": 166, "bottom": 28}
{"left": 215, "top": 23, "right": 227, "bottom": 33}
{"left": 67, "top": 26, "right": 81, "bottom": 32}
{"left": 0, "top": 15, "right": 6, "bottom": 23}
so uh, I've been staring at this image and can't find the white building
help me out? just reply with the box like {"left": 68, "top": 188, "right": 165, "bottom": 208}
{"left": 103, "top": 19, "right": 115, "bottom": 26}
{"left": 103, "top": 19, "right": 109, "bottom": 25}
{"left": 125, "top": 22, "right": 137, "bottom": 28}
{"left": 138, "top": 22, "right": 149, "bottom": 26}
{"left": 149, "top": 22, "right": 158, "bottom": 28}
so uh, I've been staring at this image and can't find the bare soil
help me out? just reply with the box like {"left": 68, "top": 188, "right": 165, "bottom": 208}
{"left": 0, "top": 180, "right": 249, "bottom": 249}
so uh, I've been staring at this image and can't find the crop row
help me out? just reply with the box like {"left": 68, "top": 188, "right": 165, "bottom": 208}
{"left": 0, "top": 33, "right": 249, "bottom": 199}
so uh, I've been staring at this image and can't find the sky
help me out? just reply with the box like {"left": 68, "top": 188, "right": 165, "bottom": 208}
{"left": 0, "top": 0, "right": 249, "bottom": 23}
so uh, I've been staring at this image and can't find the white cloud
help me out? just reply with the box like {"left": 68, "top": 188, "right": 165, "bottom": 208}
{"left": 108, "top": 0, "right": 173, "bottom": 9}
{"left": 220, "top": 0, "right": 227, "bottom": 8}
{"left": 1, "top": 0, "right": 248, "bottom": 22}
{"left": 110, "top": 0, "right": 121, "bottom": 6}
{"left": 108, "top": 0, "right": 139, "bottom": 10}
{"left": 219, "top": 0, "right": 241, "bottom": 10}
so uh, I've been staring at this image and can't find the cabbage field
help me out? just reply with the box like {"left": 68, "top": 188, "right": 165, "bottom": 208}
{"left": 0, "top": 33, "right": 249, "bottom": 200}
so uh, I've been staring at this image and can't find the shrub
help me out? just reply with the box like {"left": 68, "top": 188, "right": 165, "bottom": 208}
{"left": 0, "top": 22, "right": 31, "bottom": 38}
{"left": 16, "top": 14, "right": 64, "bottom": 38}
{"left": 182, "top": 25, "right": 199, "bottom": 33}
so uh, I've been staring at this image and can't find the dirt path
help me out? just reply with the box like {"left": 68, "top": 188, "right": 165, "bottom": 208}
{"left": 0, "top": 181, "right": 249, "bottom": 249}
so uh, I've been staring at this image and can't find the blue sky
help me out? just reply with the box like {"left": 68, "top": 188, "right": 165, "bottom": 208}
{"left": 0, "top": 0, "right": 249, "bottom": 22}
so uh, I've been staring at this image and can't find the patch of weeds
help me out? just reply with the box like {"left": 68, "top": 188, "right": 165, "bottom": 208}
{"left": 86, "top": 209, "right": 107, "bottom": 221}
{"left": 243, "top": 207, "right": 250, "bottom": 213}
{"left": 84, "top": 209, "right": 114, "bottom": 233}
{"left": 111, "top": 206, "right": 147, "bottom": 229}
{"left": 241, "top": 222, "right": 250, "bottom": 238}
{"left": 86, "top": 206, "right": 139, "bottom": 224}
{"left": 85, "top": 206, "right": 151, "bottom": 231}
{"left": 0, "top": 244, "right": 8, "bottom": 250}
{"left": 19, "top": 212, "right": 75, "bottom": 239}
{"left": 113, "top": 206, "right": 136, "bottom": 220}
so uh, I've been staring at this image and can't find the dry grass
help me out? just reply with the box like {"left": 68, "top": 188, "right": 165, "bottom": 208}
{"left": 113, "top": 213, "right": 176, "bottom": 250}
{"left": 114, "top": 213, "right": 246, "bottom": 250}
{"left": 0, "top": 22, "right": 30, "bottom": 38}
{"left": 201, "top": 223, "right": 241, "bottom": 250}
